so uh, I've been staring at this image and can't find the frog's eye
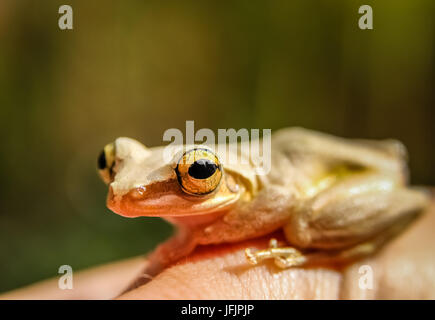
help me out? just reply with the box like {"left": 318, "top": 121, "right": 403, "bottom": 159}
{"left": 97, "top": 142, "right": 116, "bottom": 184}
{"left": 175, "top": 148, "right": 222, "bottom": 195}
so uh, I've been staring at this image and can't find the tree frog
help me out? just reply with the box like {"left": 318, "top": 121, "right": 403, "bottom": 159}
{"left": 98, "top": 127, "right": 429, "bottom": 290}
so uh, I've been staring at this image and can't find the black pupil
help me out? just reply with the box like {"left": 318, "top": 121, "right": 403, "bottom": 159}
{"left": 97, "top": 150, "right": 107, "bottom": 169}
{"left": 188, "top": 159, "right": 218, "bottom": 179}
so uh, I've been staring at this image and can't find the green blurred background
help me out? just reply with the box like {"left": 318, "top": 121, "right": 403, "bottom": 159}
{"left": 0, "top": 0, "right": 434, "bottom": 292}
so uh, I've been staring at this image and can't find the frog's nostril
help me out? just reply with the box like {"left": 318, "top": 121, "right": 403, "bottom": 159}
{"left": 97, "top": 149, "right": 107, "bottom": 169}
{"left": 130, "top": 186, "right": 147, "bottom": 200}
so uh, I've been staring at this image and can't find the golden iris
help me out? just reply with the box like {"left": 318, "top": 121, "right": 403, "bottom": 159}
{"left": 176, "top": 148, "right": 222, "bottom": 195}
{"left": 97, "top": 142, "right": 116, "bottom": 184}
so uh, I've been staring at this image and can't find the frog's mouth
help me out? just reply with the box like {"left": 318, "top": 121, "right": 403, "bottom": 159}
{"left": 106, "top": 178, "right": 242, "bottom": 218}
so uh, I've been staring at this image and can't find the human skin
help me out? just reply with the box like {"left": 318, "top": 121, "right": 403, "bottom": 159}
{"left": 1, "top": 199, "right": 435, "bottom": 300}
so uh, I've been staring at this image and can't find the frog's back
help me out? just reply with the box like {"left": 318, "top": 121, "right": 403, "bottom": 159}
{"left": 267, "top": 127, "right": 409, "bottom": 194}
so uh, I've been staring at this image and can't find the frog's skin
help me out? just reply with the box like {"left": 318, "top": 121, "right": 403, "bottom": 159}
{"left": 98, "top": 127, "right": 429, "bottom": 291}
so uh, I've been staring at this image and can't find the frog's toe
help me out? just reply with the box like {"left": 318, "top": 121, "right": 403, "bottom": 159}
{"left": 273, "top": 254, "right": 306, "bottom": 268}
{"left": 245, "top": 248, "right": 259, "bottom": 265}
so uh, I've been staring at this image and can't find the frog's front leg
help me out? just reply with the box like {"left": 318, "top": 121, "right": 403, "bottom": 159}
{"left": 246, "top": 173, "right": 429, "bottom": 268}
{"left": 122, "top": 228, "right": 197, "bottom": 292}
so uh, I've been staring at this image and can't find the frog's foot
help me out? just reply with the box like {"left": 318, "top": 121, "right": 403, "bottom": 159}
{"left": 245, "top": 239, "right": 306, "bottom": 268}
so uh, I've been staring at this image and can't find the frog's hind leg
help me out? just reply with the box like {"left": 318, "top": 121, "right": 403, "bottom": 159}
{"left": 245, "top": 173, "right": 429, "bottom": 269}
{"left": 271, "top": 213, "right": 416, "bottom": 269}
{"left": 244, "top": 211, "right": 417, "bottom": 270}
{"left": 244, "top": 237, "right": 375, "bottom": 269}
{"left": 287, "top": 171, "right": 429, "bottom": 249}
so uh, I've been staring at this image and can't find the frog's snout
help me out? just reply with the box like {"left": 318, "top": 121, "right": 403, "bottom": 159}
{"left": 97, "top": 142, "right": 116, "bottom": 184}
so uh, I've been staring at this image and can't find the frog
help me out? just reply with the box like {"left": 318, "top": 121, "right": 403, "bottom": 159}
{"left": 97, "top": 127, "right": 429, "bottom": 291}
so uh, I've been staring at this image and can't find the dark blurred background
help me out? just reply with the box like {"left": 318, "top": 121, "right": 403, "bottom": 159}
{"left": 0, "top": 0, "right": 434, "bottom": 292}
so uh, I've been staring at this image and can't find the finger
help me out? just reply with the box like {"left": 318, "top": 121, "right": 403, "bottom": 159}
{"left": 117, "top": 236, "right": 343, "bottom": 299}
{"left": 342, "top": 200, "right": 435, "bottom": 299}
{"left": 119, "top": 201, "right": 435, "bottom": 300}
{"left": 4, "top": 201, "right": 433, "bottom": 300}
{"left": 0, "top": 256, "right": 146, "bottom": 300}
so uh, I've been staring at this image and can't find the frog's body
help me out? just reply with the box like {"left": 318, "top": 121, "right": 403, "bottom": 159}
{"left": 98, "top": 127, "right": 429, "bottom": 291}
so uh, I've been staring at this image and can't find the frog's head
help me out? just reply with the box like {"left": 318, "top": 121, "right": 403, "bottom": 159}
{"left": 98, "top": 137, "right": 257, "bottom": 217}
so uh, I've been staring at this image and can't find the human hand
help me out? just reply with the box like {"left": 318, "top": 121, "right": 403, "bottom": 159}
{"left": 2, "top": 200, "right": 435, "bottom": 300}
